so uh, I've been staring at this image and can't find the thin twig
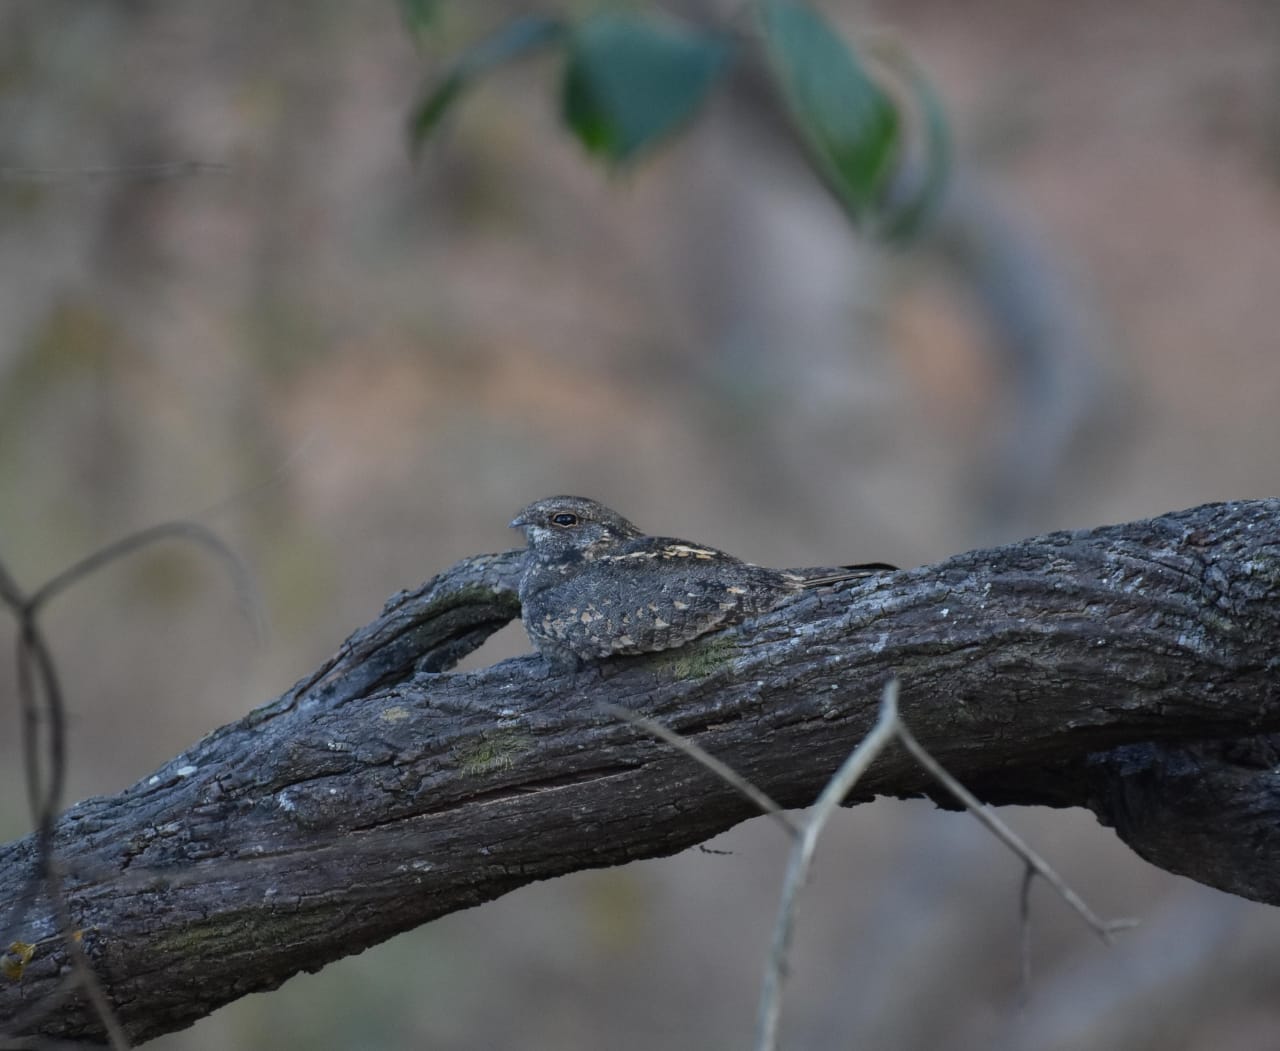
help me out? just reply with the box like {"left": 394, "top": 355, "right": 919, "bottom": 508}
{"left": 609, "top": 677, "right": 1136, "bottom": 1051}
{"left": 22, "top": 625, "right": 67, "bottom": 825}
{"left": 756, "top": 679, "right": 903, "bottom": 1051}
{"left": 0, "top": 562, "right": 24, "bottom": 607}
{"left": 894, "top": 719, "right": 1139, "bottom": 944}
{"left": 45, "top": 864, "right": 130, "bottom": 1049}
{"left": 3, "top": 610, "right": 131, "bottom": 1048}
{"left": 0, "top": 860, "right": 132, "bottom": 1050}
{"left": 0, "top": 634, "right": 51, "bottom": 978}
{"left": 1, "top": 564, "right": 58, "bottom": 957}
{"left": 0, "top": 518, "right": 257, "bottom": 1048}
{"left": 599, "top": 702, "right": 800, "bottom": 838}
{"left": 15, "top": 626, "right": 47, "bottom": 841}
{"left": 28, "top": 520, "right": 262, "bottom": 637}
{"left": 1018, "top": 863, "right": 1035, "bottom": 1006}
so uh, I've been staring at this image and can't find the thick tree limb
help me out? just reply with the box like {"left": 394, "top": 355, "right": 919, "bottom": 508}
{"left": 1, "top": 500, "right": 1278, "bottom": 1043}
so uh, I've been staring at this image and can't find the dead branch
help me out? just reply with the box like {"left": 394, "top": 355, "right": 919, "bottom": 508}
{"left": 1, "top": 499, "right": 1278, "bottom": 1044}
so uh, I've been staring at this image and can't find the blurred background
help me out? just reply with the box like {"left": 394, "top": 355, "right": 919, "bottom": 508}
{"left": 3, "top": 1, "right": 1280, "bottom": 1048}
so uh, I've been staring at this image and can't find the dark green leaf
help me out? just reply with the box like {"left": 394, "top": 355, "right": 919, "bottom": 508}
{"left": 408, "top": 15, "right": 567, "bottom": 156}
{"left": 757, "top": 0, "right": 899, "bottom": 222}
{"left": 562, "top": 13, "right": 731, "bottom": 164}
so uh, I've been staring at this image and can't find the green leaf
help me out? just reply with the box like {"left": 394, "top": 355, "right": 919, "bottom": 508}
{"left": 408, "top": 15, "right": 567, "bottom": 156}
{"left": 756, "top": 0, "right": 900, "bottom": 222}
{"left": 562, "top": 13, "right": 731, "bottom": 164}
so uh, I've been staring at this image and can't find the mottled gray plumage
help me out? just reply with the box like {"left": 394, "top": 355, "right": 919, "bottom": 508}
{"left": 510, "top": 496, "right": 894, "bottom": 667}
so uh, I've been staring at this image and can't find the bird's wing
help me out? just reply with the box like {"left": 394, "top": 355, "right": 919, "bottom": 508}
{"left": 785, "top": 562, "right": 898, "bottom": 588}
{"left": 577, "top": 536, "right": 789, "bottom": 655}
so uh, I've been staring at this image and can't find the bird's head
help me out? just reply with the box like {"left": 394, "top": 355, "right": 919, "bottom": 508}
{"left": 510, "top": 496, "right": 641, "bottom": 561}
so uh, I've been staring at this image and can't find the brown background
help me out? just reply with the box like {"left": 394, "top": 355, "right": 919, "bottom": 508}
{"left": 2, "top": 2, "right": 1279, "bottom": 1048}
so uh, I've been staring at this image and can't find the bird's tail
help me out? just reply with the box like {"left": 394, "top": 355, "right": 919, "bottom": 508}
{"left": 786, "top": 562, "right": 898, "bottom": 588}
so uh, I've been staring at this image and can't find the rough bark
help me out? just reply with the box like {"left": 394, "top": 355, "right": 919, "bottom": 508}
{"left": 1, "top": 500, "right": 1278, "bottom": 1044}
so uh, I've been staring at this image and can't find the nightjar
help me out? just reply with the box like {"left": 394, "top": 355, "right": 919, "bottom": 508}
{"left": 510, "top": 495, "right": 895, "bottom": 667}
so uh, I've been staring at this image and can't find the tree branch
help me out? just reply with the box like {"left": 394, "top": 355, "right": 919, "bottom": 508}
{"left": 2, "top": 500, "right": 1278, "bottom": 1043}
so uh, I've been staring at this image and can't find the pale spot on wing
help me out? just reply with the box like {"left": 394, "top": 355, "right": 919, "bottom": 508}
{"left": 726, "top": 585, "right": 747, "bottom": 595}
{"left": 673, "top": 600, "right": 689, "bottom": 610}
{"left": 663, "top": 544, "right": 718, "bottom": 559}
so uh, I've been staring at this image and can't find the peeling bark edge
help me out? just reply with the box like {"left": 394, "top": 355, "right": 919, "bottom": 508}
{"left": 1, "top": 499, "right": 1278, "bottom": 1042}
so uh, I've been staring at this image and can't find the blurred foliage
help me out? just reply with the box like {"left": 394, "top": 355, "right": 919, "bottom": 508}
{"left": 562, "top": 13, "right": 729, "bottom": 164}
{"left": 407, "top": 14, "right": 566, "bottom": 146}
{"left": 756, "top": 0, "right": 898, "bottom": 220}
{"left": 407, "top": 1, "right": 949, "bottom": 238}
{"left": 397, "top": 0, "right": 439, "bottom": 46}
{"left": 869, "top": 40, "right": 951, "bottom": 241}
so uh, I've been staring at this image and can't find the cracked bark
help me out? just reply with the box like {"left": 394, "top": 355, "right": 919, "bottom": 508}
{"left": 1, "top": 500, "right": 1279, "bottom": 1044}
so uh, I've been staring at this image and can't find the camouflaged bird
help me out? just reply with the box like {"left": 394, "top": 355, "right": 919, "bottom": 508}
{"left": 510, "top": 496, "right": 895, "bottom": 667}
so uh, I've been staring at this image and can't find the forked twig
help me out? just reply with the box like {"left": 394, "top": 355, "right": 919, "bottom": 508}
{"left": 894, "top": 719, "right": 1138, "bottom": 945}
{"left": 1, "top": 567, "right": 129, "bottom": 1049}
{"left": 29, "top": 520, "right": 261, "bottom": 634}
{"left": 1, "top": 518, "right": 258, "bottom": 1049}
{"left": 755, "top": 679, "right": 902, "bottom": 1051}
{"left": 606, "top": 677, "right": 1137, "bottom": 1051}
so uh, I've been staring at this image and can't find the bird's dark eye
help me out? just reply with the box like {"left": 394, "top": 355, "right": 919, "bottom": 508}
{"left": 551, "top": 512, "right": 579, "bottom": 527}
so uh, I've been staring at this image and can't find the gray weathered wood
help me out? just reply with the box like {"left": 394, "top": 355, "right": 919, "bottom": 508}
{"left": 1, "top": 500, "right": 1278, "bottom": 1043}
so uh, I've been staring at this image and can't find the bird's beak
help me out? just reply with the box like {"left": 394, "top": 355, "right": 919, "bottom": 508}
{"left": 509, "top": 514, "right": 528, "bottom": 529}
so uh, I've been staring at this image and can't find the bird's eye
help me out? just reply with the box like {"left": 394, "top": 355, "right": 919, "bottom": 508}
{"left": 551, "top": 512, "right": 579, "bottom": 527}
